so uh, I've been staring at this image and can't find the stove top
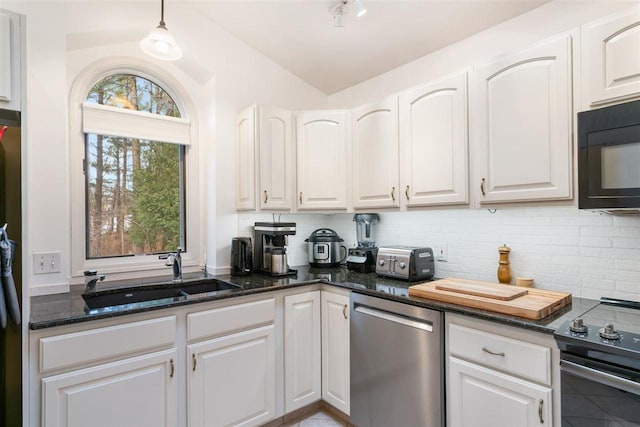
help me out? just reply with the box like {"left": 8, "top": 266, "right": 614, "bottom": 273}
{"left": 555, "top": 298, "right": 640, "bottom": 369}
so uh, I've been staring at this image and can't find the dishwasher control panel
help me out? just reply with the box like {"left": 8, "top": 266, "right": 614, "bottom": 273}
{"left": 375, "top": 246, "right": 434, "bottom": 281}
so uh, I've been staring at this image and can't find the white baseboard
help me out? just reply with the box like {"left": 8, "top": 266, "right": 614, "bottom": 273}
{"left": 213, "top": 266, "right": 231, "bottom": 275}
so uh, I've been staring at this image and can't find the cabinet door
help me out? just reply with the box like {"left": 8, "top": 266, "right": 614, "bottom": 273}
{"left": 0, "top": 10, "right": 20, "bottom": 111}
{"left": 321, "top": 292, "right": 350, "bottom": 415}
{"left": 352, "top": 97, "right": 399, "bottom": 209}
{"left": 582, "top": 7, "right": 640, "bottom": 107}
{"left": 448, "top": 357, "right": 552, "bottom": 427}
{"left": 42, "top": 349, "right": 178, "bottom": 427}
{"left": 474, "top": 34, "right": 573, "bottom": 204}
{"left": 259, "top": 106, "right": 294, "bottom": 211}
{"left": 236, "top": 105, "right": 257, "bottom": 210}
{"left": 400, "top": 72, "right": 469, "bottom": 206}
{"left": 188, "top": 325, "right": 276, "bottom": 427}
{"left": 284, "top": 291, "right": 321, "bottom": 412}
{"left": 296, "top": 110, "right": 349, "bottom": 210}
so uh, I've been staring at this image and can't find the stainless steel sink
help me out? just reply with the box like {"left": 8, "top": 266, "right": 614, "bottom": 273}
{"left": 82, "top": 278, "right": 240, "bottom": 310}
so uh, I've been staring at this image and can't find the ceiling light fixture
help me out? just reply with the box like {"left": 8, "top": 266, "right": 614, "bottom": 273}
{"left": 140, "top": 0, "right": 182, "bottom": 61}
{"left": 331, "top": 0, "right": 367, "bottom": 28}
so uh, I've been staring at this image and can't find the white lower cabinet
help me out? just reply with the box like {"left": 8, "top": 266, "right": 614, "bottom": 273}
{"left": 187, "top": 325, "right": 277, "bottom": 427}
{"left": 448, "top": 357, "right": 552, "bottom": 427}
{"left": 41, "top": 348, "right": 178, "bottom": 427}
{"left": 284, "top": 291, "right": 322, "bottom": 412}
{"left": 321, "top": 291, "right": 350, "bottom": 415}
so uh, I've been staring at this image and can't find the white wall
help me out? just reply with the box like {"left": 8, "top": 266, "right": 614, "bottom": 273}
{"left": 4, "top": 1, "right": 327, "bottom": 294}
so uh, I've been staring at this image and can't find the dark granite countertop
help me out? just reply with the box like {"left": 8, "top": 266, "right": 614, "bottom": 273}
{"left": 30, "top": 265, "right": 598, "bottom": 334}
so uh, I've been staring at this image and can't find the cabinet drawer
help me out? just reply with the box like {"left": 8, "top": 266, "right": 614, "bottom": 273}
{"left": 40, "top": 316, "right": 176, "bottom": 373}
{"left": 187, "top": 298, "right": 275, "bottom": 341}
{"left": 448, "top": 323, "right": 551, "bottom": 385}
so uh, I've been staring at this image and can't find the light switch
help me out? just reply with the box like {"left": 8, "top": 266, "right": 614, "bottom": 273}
{"left": 33, "top": 252, "right": 61, "bottom": 274}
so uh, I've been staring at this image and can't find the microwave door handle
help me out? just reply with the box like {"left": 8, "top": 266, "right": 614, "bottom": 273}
{"left": 560, "top": 360, "right": 640, "bottom": 396}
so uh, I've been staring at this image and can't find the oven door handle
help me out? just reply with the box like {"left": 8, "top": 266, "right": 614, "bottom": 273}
{"left": 561, "top": 360, "right": 640, "bottom": 396}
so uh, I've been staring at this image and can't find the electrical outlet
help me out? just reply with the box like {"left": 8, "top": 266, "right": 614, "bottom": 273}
{"left": 33, "top": 252, "right": 61, "bottom": 274}
{"left": 435, "top": 245, "right": 448, "bottom": 262}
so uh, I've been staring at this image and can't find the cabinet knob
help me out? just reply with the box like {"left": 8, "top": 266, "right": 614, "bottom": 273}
{"left": 482, "top": 346, "right": 505, "bottom": 357}
{"left": 405, "top": 185, "right": 410, "bottom": 201}
{"left": 192, "top": 354, "right": 197, "bottom": 372}
{"left": 480, "top": 178, "right": 486, "bottom": 196}
{"left": 343, "top": 304, "right": 348, "bottom": 319}
{"left": 391, "top": 186, "right": 395, "bottom": 202}
{"left": 299, "top": 192, "right": 303, "bottom": 205}
{"left": 264, "top": 190, "right": 268, "bottom": 204}
{"left": 169, "top": 358, "right": 174, "bottom": 378}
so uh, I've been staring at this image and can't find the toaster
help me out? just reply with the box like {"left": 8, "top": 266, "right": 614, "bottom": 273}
{"left": 375, "top": 246, "right": 434, "bottom": 281}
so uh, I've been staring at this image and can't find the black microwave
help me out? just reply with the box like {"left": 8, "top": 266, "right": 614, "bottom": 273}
{"left": 578, "top": 100, "right": 640, "bottom": 211}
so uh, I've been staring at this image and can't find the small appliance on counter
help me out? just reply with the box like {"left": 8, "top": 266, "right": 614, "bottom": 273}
{"left": 305, "top": 228, "right": 347, "bottom": 268}
{"left": 346, "top": 213, "right": 380, "bottom": 273}
{"left": 254, "top": 222, "right": 297, "bottom": 276}
{"left": 230, "top": 237, "right": 252, "bottom": 276}
{"left": 376, "top": 246, "right": 434, "bottom": 281}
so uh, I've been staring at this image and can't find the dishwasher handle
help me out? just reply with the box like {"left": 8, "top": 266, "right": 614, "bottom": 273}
{"left": 354, "top": 304, "right": 433, "bottom": 332}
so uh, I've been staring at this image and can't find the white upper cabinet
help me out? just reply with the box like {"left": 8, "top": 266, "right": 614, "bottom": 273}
{"left": 400, "top": 72, "right": 469, "bottom": 207}
{"left": 474, "top": 34, "right": 573, "bottom": 204}
{"left": 236, "top": 105, "right": 257, "bottom": 210}
{"left": 582, "top": 7, "right": 640, "bottom": 108}
{"left": 296, "top": 110, "right": 349, "bottom": 210}
{"left": 259, "top": 106, "right": 294, "bottom": 211}
{"left": 0, "top": 10, "right": 21, "bottom": 111}
{"left": 351, "top": 97, "right": 400, "bottom": 209}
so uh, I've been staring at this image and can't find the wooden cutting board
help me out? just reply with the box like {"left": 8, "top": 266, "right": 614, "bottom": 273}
{"left": 409, "top": 277, "right": 571, "bottom": 320}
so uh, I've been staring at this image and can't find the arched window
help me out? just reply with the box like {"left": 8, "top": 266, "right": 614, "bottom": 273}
{"left": 83, "top": 74, "right": 189, "bottom": 258}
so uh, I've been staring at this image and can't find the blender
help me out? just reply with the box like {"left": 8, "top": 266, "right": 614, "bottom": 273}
{"left": 346, "top": 213, "right": 380, "bottom": 273}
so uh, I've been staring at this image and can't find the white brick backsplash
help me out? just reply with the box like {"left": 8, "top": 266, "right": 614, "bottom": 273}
{"left": 237, "top": 206, "right": 640, "bottom": 300}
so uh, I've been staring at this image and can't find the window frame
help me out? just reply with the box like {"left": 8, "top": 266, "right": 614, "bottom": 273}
{"left": 69, "top": 59, "right": 203, "bottom": 279}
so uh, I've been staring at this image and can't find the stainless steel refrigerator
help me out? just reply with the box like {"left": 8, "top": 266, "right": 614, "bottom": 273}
{"left": 0, "top": 108, "right": 22, "bottom": 427}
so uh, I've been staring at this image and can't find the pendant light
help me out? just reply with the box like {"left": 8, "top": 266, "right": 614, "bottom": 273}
{"left": 140, "top": 0, "right": 182, "bottom": 61}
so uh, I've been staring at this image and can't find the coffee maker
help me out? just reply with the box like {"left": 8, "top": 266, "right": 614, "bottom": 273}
{"left": 254, "top": 222, "right": 297, "bottom": 276}
{"left": 346, "top": 213, "right": 380, "bottom": 273}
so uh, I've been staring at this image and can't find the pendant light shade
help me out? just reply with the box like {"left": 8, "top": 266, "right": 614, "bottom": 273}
{"left": 140, "top": 0, "right": 182, "bottom": 61}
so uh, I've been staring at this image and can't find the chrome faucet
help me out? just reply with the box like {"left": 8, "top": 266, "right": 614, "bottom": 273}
{"left": 160, "top": 247, "right": 183, "bottom": 282}
{"left": 84, "top": 270, "right": 105, "bottom": 292}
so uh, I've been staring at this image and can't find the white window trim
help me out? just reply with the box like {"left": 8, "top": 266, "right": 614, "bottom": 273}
{"left": 69, "top": 57, "right": 204, "bottom": 280}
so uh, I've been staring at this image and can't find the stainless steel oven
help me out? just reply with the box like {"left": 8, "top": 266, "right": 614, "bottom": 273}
{"left": 555, "top": 299, "right": 640, "bottom": 426}
{"left": 578, "top": 100, "right": 640, "bottom": 212}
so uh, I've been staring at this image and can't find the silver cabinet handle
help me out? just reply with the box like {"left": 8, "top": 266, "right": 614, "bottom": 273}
{"left": 192, "top": 354, "right": 197, "bottom": 372}
{"left": 264, "top": 190, "right": 268, "bottom": 204}
{"left": 482, "top": 347, "right": 505, "bottom": 357}
{"left": 538, "top": 399, "right": 544, "bottom": 424}
{"left": 480, "top": 178, "right": 486, "bottom": 196}
{"left": 391, "top": 186, "right": 395, "bottom": 202}
{"left": 343, "top": 304, "right": 348, "bottom": 319}
{"left": 405, "top": 185, "right": 410, "bottom": 201}
{"left": 169, "top": 358, "right": 174, "bottom": 378}
{"left": 354, "top": 304, "right": 433, "bottom": 332}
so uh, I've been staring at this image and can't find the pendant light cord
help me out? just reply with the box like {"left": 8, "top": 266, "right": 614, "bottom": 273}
{"left": 159, "top": 0, "right": 166, "bottom": 28}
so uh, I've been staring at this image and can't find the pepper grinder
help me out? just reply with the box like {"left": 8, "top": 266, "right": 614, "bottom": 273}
{"left": 497, "top": 244, "right": 512, "bottom": 284}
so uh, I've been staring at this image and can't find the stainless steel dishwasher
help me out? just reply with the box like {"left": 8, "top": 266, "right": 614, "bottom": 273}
{"left": 350, "top": 293, "right": 444, "bottom": 427}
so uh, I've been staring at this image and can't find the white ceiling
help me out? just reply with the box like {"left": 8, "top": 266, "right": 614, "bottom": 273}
{"left": 191, "top": 0, "right": 550, "bottom": 94}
